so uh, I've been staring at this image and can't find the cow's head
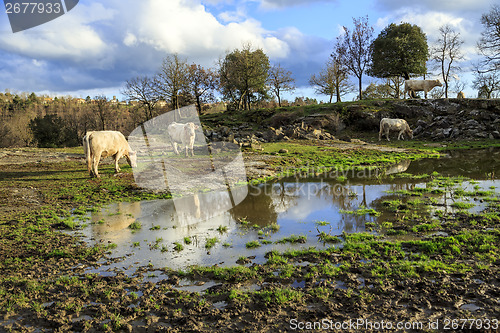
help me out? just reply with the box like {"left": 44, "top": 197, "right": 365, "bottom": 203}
{"left": 405, "top": 128, "right": 414, "bottom": 140}
{"left": 435, "top": 79, "right": 443, "bottom": 87}
{"left": 128, "top": 150, "right": 138, "bottom": 168}
{"left": 184, "top": 122, "right": 199, "bottom": 137}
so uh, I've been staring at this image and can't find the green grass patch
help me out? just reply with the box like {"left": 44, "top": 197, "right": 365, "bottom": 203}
{"left": 205, "top": 237, "right": 218, "bottom": 249}
{"left": 275, "top": 234, "right": 307, "bottom": 244}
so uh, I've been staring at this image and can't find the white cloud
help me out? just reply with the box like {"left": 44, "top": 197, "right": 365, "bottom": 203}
{"left": 0, "top": 0, "right": 295, "bottom": 95}
{"left": 0, "top": 2, "right": 115, "bottom": 68}
{"left": 117, "top": 0, "right": 290, "bottom": 62}
{"left": 123, "top": 33, "right": 137, "bottom": 47}
{"left": 218, "top": 6, "right": 247, "bottom": 23}
{"left": 260, "top": 0, "right": 338, "bottom": 10}
{"left": 377, "top": 9, "right": 479, "bottom": 60}
{"left": 375, "top": 0, "right": 497, "bottom": 14}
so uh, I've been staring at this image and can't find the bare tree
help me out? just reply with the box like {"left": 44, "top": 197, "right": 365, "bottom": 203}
{"left": 268, "top": 64, "right": 295, "bottom": 107}
{"left": 156, "top": 54, "right": 189, "bottom": 111}
{"left": 336, "top": 16, "right": 374, "bottom": 100}
{"left": 473, "top": 66, "right": 500, "bottom": 98}
{"left": 93, "top": 95, "right": 112, "bottom": 130}
{"left": 386, "top": 76, "right": 405, "bottom": 99}
{"left": 187, "top": 64, "right": 218, "bottom": 113}
{"left": 431, "top": 24, "right": 465, "bottom": 98}
{"left": 309, "top": 56, "right": 353, "bottom": 103}
{"left": 450, "top": 79, "right": 467, "bottom": 97}
{"left": 122, "top": 75, "right": 159, "bottom": 122}
{"left": 478, "top": 5, "right": 500, "bottom": 72}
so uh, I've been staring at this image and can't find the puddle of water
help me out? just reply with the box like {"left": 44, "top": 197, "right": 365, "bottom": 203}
{"left": 65, "top": 149, "right": 499, "bottom": 275}
{"left": 292, "top": 280, "right": 306, "bottom": 288}
{"left": 460, "top": 303, "right": 482, "bottom": 311}
{"left": 334, "top": 280, "right": 347, "bottom": 290}
{"left": 213, "top": 301, "right": 227, "bottom": 310}
{"left": 176, "top": 279, "right": 219, "bottom": 294}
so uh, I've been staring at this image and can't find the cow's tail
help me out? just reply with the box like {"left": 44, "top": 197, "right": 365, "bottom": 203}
{"left": 84, "top": 132, "right": 92, "bottom": 176}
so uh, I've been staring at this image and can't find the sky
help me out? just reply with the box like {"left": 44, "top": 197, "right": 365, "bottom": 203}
{"left": 0, "top": 0, "right": 497, "bottom": 101}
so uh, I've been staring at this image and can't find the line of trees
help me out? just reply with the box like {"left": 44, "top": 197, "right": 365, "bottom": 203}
{"left": 0, "top": 93, "right": 166, "bottom": 148}
{"left": 311, "top": 5, "right": 500, "bottom": 101}
{"left": 123, "top": 44, "right": 296, "bottom": 121}
{"left": 123, "top": 4, "right": 500, "bottom": 115}
{"left": 1, "top": 6, "right": 499, "bottom": 148}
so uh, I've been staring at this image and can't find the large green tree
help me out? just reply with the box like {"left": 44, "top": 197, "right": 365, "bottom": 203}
{"left": 218, "top": 44, "right": 270, "bottom": 110}
{"left": 369, "top": 23, "right": 429, "bottom": 82}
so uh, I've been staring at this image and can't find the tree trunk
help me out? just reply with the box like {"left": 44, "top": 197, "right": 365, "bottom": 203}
{"left": 403, "top": 72, "right": 417, "bottom": 98}
{"left": 358, "top": 77, "right": 363, "bottom": 100}
{"left": 196, "top": 95, "right": 202, "bottom": 114}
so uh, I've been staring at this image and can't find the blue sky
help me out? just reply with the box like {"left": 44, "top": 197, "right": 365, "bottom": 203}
{"left": 0, "top": 0, "right": 497, "bottom": 101}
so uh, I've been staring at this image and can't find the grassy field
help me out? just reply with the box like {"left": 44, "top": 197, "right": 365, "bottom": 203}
{"left": 0, "top": 139, "right": 498, "bottom": 332}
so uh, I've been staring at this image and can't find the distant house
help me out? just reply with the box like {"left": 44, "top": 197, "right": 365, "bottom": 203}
{"left": 75, "top": 98, "right": 86, "bottom": 104}
{"left": 42, "top": 97, "right": 53, "bottom": 104}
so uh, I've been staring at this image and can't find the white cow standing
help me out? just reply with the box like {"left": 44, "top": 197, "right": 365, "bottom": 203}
{"left": 404, "top": 79, "right": 442, "bottom": 99}
{"left": 167, "top": 122, "right": 199, "bottom": 157}
{"left": 83, "top": 131, "right": 137, "bottom": 178}
{"left": 379, "top": 118, "right": 413, "bottom": 141}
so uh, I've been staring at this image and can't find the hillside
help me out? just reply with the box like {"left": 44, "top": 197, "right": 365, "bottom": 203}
{"left": 201, "top": 98, "right": 500, "bottom": 143}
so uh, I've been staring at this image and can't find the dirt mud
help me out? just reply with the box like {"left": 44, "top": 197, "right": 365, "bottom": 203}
{"left": 0, "top": 145, "right": 498, "bottom": 332}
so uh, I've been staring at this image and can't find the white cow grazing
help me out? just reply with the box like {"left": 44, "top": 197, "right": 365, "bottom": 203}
{"left": 83, "top": 131, "right": 137, "bottom": 178}
{"left": 379, "top": 118, "right": 413, "bottom": 141}
{"left": 404, "top": 79, "right": 442, "bottom": 98}
{"left": 167, "top": 122, "right": 199, "bottom": 157}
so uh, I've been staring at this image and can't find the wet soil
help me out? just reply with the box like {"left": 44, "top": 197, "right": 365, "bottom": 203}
{"left": 0, "top": 144, "right": 499, "bottom": 332}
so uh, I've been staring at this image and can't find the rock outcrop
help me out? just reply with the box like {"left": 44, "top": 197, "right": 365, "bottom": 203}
{"left": 390, "top": 99, "right": 500, "bottom": 140}
{"left": 202, "top": 98, "right": 500, "bottom": 143}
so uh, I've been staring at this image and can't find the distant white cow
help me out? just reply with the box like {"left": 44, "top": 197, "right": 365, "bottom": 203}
{"left": 83, "top": 131, "right": 137, "bottom": 178}
{"left": 167, "top": 122, "right": 199, "bottom": 157}
{"left": 379, "top": 118, "right": 413, "bottom": 141}
{"left": 404, "top": 79, "right": 442, "bottom": 98}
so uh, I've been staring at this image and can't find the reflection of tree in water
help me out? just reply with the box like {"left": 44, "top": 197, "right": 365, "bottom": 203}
{"left": 229, "top": 182, "right": 300, "bottom": 227}
{"left": 91, "top": 201, "right": 142, "bottom": 245}
{"left": 406, "top": 148, "right": 499, "bottom": 179}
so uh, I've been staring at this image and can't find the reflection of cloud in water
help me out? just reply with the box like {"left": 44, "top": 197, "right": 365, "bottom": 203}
{"left": 69, "top": 152, "right": 500, "bottom": 272}
{"left": 384, "top": 160, "right": 411, "bottom": 175}
{"left": 90, "top": 201, "right": 141, "bottom": 244}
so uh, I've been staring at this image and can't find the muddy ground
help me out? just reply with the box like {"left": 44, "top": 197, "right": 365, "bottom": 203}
{"left": 0, "top": 143, "right": 499, "bottom": 332}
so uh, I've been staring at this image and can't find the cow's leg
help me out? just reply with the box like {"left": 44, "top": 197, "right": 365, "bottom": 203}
{"left": 398, "top": 130, "right": 403, "bottom": 140}
{"left": 385, "top": 129, "right": 390, "bottom": 141}
{"left": 185, "top": 145, "right": 188, "bottom": 157}
{"left": 87, "top": 153, "right": 94, "bottom": 177}
{"left": 172, "top": 141, "right": 179, "bottom": 155}
{"left": 378, "top": 127, "right": 383, "bottom": 141}
{"left": 114, "top": 153, "right": 121, "bottom": 173}
{"left": 92, "top": 152, "right": 102, "bottom": 178}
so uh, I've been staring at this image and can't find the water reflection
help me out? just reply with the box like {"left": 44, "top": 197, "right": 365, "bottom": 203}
{"left": 71, "top": 148, "right": 499, "bottom": 272}
{"left": 384, "top": 159, "right": 411, "bottom": 175}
